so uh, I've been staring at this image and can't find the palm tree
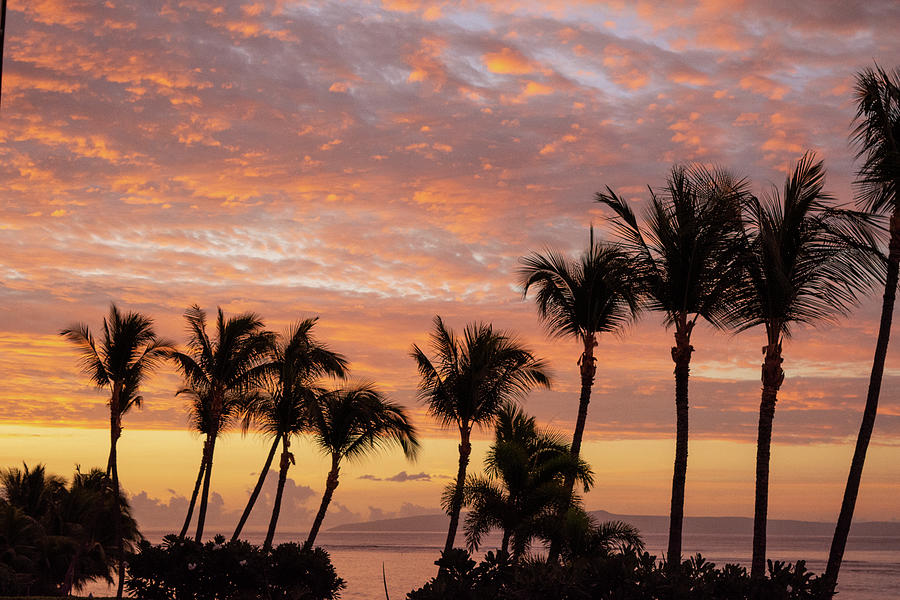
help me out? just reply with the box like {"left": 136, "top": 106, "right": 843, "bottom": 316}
{"left": 169, "top": 305, "right": 274, "bottom": 542}
{"left": 303, "top": 383, "right": 419, "bottom": 550}
{"left": 237, "top": 319, "right": 348, "bottom": 549}
{"left": 461, "top": 405, "right": 593, "bottom": 561}
{"left": 60, "top": 303, "right": 171, "bottom": 599}
{"left": 726, "top": 153, "right": 880, "bottom": 580}
{"left": 824, "top": 65, "right": 900, "bottom": 597}
{"left": 595, "top": 167, "right": 746, "bottom": 569}
{"left": 0, "top": 464, "right": 141, "bottom": 596}
{"left": 411, "top": 316, "right": 551, "bottom": 555}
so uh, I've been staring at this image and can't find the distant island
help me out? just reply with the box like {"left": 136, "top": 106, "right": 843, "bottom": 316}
{"left": 329, "top": 510, "right": 900, "bottom": 538}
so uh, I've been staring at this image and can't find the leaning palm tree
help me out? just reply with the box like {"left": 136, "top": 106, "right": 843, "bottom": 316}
{"left": 725, "top": 153, "right": 880, "bottom": 580}
{"left": 461, "top": 405, "right": 593, "bottom": 561}
{"left": 60, "top": 303, "right": 171, "bottom": 599}
{"left": 824, "top": 65, "right": 900, "bottom": 597}
{"left": 595, "top": 167, "right": 747, "bottom": 569}
{"left": 236, "top": 319, "right": 348, "bottom": 549}
{"left": 303, "top": 383, "right": 419, "bottom": 550}
{"left": 169, "top": 305, "right": 274, "bottom": 542}
{"left": 411, "top": 316, "right": 551, "bottom": 555}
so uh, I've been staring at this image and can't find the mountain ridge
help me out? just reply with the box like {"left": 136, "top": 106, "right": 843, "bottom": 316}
{"left": 328, "top": 510, "right": 900, "bottom": 537}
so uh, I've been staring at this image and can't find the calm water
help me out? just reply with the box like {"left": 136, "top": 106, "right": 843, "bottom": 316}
{"left": 85, "top": 530, "right": 900, "bottom": 599}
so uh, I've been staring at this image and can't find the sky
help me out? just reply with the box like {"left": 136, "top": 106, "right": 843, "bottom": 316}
{"left": 1, "top": 0, "right": 900, "bottom": 535}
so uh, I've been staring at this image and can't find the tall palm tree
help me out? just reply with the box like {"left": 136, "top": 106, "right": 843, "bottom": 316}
{"left": 236, "top": 319, "right": 348, "bottom": 549}
{"left": 726, "top": 153, "right": 880, "bottom": 580}
{"left": 824, "top": 65, "right": 900, "bottom": 597}
{"left": 518, "top": 233, "right": 639, "bottom": 501}
{"left": 461, "top": 405, "right": 593, "bottom": 561}
{"left": 60, "top": 303, "right": 171, "bottom": 599}
{"left": 411, "top": 316, "right": 551, "bottom": 555}
{"left": 303, "top": 384, "right": 419, "bottom": 550}
{"left": 169, "top": 305, "right": 274, "bottom": 542}
{"left": 595, "top": 167, "right": 747, "bottom": 569}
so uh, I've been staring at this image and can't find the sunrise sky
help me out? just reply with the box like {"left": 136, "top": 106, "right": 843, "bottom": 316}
{"left": 1, "top": 0, "right": 899, "bottom": 535}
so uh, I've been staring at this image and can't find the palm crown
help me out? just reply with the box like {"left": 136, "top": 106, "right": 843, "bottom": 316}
{"left": 61, "top": 303, "right": 172, "bottom": 420}
{"left": 596, "top": 165, "right": 748, "bottom": 328}
{"left": 852, "top": 65, "right": 900, "bottom": 215}
{"left": 519, "top": 235, "right": 640, "bottom": 339}
{"left": 726, "top": 152, "right": 882, "bottom": 340}
{"left": 411, "top": 316, "right": 551, "bottom": 432}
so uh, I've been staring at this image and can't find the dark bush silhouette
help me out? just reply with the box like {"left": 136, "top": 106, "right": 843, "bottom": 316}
{"left": 126, "top": 534, "right": 345, "bottom": 600}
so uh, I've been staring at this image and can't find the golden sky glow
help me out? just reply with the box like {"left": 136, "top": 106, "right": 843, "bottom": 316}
{"left": 1, "top": 0, "right": 900, "bottom": 531}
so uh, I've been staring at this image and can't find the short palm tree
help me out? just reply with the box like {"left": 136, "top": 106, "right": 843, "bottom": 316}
{"left": 461, "top": 405, "right": 593, "bottom": 561}
{"left": 411, "top": 316, "right": 551, "bottom": 555}
{"left": 303, "top": 383, "right": 419, "bottom": 550}
{"left": 596, "top": 167, "right": 747, "bottom": 569}
{"left": 726, "top": 153, "right": 880, "bottom": 580}
{"left": 169, "top": 305, "right": 274, "bottom": 542}
{"left": 236, "top": 319, "right": 348, "bottom": 549}
{"left": 60, "top": 304, "right": 171, "bottom": 599}
{"left": 825, "top": 65, "right": 900, "bottom": 597}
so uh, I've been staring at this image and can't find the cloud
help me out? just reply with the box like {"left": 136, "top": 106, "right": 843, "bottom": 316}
{"left": 358, "top": 470, "right": 445, "bottom": 482}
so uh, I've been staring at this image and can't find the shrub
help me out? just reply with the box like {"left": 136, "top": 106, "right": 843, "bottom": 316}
{"left": 406, "top": 548, "right": 825, "bottom": 600}
{"left": 126, "top": 534, "right": 344, "bottom": 600}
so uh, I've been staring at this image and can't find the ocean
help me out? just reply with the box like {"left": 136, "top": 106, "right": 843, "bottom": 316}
{"left": 84, "top": 530, "right": 899, "bottom": 599}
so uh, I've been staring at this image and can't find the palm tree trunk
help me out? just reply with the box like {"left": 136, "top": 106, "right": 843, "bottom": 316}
{"left": 549, "top": 333, "right": 597, "bottom": 562}
{"left": 305, "top": 455, "right": 341, "bottom": 550}
{"left": 751, "top": 342, "right": 784, "bottom": 580}
{"left": 501, "top": 529, "right": 511, "bottom": 557}
{"left": 195, "top": 431, "right": 217, "bottom": 542}
{"left": 232, "top": 435, "right": 280, "bottom": 542}
{"left": 109, "top": 387, "right": 125, "bottom": 600}
{"left": 443, "top": 427, "right": 472, "bottom": 554}
{"left": 569, "top": 333, "right": 598, "bottom": 463}
{"left": 180, "top": 443, "right": 206, "bottom": 539}
{"left": 668, "top": 323, "right": 693, "bottom": 571}
{"left": 264, "top": 436, "right": 292, "bottom": 551}
{"left": 823, "top": 217, "right": 900, "bottom": 597}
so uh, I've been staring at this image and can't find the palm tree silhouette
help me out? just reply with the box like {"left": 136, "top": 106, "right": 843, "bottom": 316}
{"left": 596, "top": 167, "right": 746, "bottom": 569}
{"left": 824, "top": 65, "right": 900, "bottom": 597}
{"left": 726, "top": 153, "right": 879, "bottom": 580}
{"left": 169, "top": 305, "right": 274, "bottom": 542}
{"left": 461, "top": 404, "right": 593, "bottom": 561}
{"left": 411, "top": 316, "right": 550, "bottom": 555}
{"left": 60, "top": 303, "right": 171, "bottom": 599}
{"left": 237, "top": 319, "right": 348, "bottom": 549}
{"left": 303, "top": 383, "right": 419, "bottom": 550}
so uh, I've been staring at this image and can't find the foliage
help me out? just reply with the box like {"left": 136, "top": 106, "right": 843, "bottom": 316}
{"left": 406, "top": 547, "right": 826, "bottom": 600}
{"left": 459, "top": 405, "right": 594, "bottom": 559}
{"left": 126, "top": 534, "right": 345, "bottom": 600}
{"left": 0, "top": 464, "right": 140, "bottom": 596}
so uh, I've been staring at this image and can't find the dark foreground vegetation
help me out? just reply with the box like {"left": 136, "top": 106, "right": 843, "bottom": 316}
{"left": 408, "top": 548, "right": 825, "bottom": 600}
{"left": 127, "top": 535, "right": 344, "bottom": 600}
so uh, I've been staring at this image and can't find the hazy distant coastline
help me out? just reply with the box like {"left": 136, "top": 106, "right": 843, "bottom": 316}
{"left": 330, "top": 510, "right": 900, "bottom": 538}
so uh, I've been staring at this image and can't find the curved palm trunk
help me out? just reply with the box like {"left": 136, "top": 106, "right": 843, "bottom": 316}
{"left": 180, "top": 444, "right": 206, "bottom": 539}
{"left": 501, "top": 529, "right": 511, "bottom": 557}
{"left": 668, "top": 322, "right": 694, "bottom": 571}
{"left": 549, "top": 333, "right": 597, "bottom": 562}
{"left": 195, "top": 431, "right": 218, "bottom": 542}
{"left": 232, "top": 435, "right": 280, "bottom": 542}
{"left": 569, "top": 333, "right": 598, "bottom": 464}
{"left": 305, "top": 455, "right": 341, "bottom": 551}
{"left": 109, "top": 387, "right": 125, "bottom": 600}
{"left": 264, "top": 436, "right": 293, "bottom": 551}
{"left": 751, "top": 342, "right": 784, "bottom": 580}
{"left": 443, "top": 427, "right": 472, "bottom": 554}
{"left": 823, "top": 217, "right": 900, "bottom": 597}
